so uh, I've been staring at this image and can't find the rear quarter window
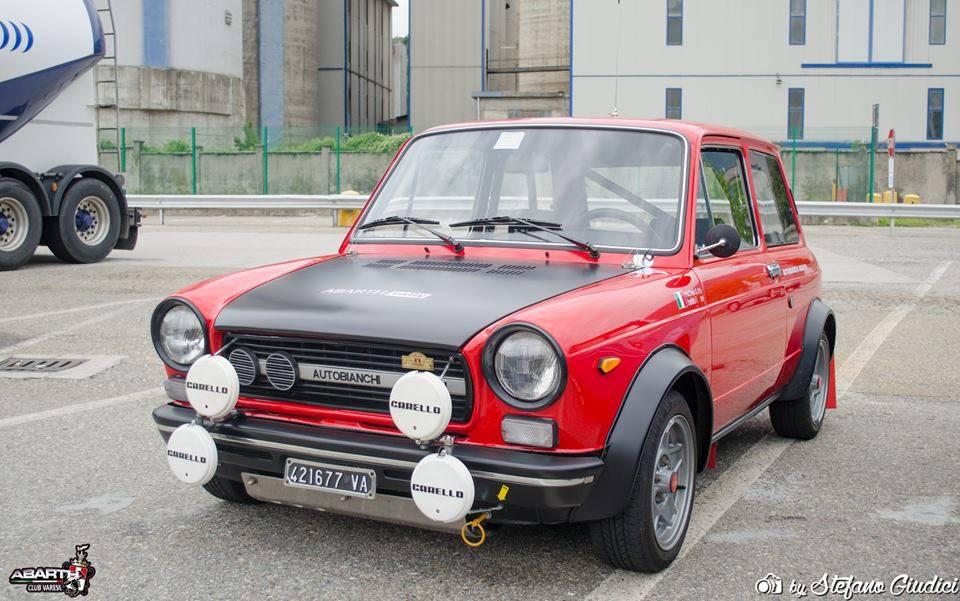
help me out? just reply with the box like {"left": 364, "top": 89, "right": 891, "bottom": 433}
{"left": 749, "top": 151, "right": 799, "bottom": 246}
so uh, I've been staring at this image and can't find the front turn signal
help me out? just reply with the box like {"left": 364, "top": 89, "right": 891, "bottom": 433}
{"left": 598, "top": 357, "right": 621, "bottom": 374}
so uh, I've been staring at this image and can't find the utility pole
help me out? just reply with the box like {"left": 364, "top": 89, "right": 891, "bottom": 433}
{"left": 868, "top": 104, "right": 879, "bottom": 203}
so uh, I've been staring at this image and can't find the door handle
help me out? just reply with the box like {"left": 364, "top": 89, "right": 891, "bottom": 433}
{"left": 766, "top": 263, "right": 782, "bottom": 279}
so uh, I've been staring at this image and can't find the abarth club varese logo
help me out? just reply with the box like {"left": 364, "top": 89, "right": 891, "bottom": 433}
{"left": 8, "top": 544, "right": 96, "bottom": 596}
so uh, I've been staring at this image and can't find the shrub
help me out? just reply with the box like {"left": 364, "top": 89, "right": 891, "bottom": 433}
{"left": 234, "top": 123, "right": 260, "bottom": 151}
{"left": 162, "top": 139, "right": 191, "bottom": 153}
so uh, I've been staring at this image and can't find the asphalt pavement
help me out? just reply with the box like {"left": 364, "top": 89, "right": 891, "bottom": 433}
{"left": 0, "top": 217, "right": 957, "bottom": 600}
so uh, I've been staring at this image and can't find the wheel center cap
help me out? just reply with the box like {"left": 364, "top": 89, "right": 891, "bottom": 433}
{"left": 669, "top": 472, "right": 679, "bottom": 494}
{"left": 76, "top": 210, "right": 93, "bottom": 232}
{"left": 0, "top": 216, "right": 8, "bottom": 236}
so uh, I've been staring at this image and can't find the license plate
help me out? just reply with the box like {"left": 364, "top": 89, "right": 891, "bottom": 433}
{"left": 283, "top": 458, "right": 375, "bottom": 499}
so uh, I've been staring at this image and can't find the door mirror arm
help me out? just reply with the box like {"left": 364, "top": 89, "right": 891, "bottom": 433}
{"left": 697, "top": 223, "right": 742, "bottom": 259}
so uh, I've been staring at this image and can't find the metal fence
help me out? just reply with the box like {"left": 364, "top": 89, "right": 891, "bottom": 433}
{"left": 109, "top": 124, "right": 952, "bottom": 203}
{"left": 99, "top": 125, "right": 411, "bottom": 196}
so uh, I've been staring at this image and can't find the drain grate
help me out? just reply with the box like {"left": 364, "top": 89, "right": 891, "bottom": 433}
{"left": 0, "top": 357, "right": 89, "bottom": 373}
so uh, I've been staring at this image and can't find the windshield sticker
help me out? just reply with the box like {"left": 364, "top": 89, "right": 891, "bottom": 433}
{"left": 674, "top": 287, "right": 704, "bottom": 310}
{"left": 493, "top": 131, "right": 525, "bottom": 150}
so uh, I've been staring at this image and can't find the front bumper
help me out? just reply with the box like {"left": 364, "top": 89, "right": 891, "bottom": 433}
{"left": 153, "top": 403, "right": 604, "bottom": 526}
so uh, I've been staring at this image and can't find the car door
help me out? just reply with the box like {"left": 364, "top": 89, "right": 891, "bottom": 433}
{"left": 693, "top": 145, "right": 787, "bottom": 430}
{"left": 748, "top": 148, "right": 818, "bottom": 386}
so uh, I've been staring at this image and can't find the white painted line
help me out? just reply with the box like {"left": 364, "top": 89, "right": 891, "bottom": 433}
{"left": 836, "top": 261, "right": 951, "bottom": 397}
{"left": 586, "top": 435, "right": 793, "bottom": 600}
{"left": 0, "top": 387, "right": 163, "bottom": 429}
{"left": 0, "top": 298, "right": 154, "bottom": 325}
{"left": 585, "top": 260, "right": 952, "bottom": 601}
{"left": 0, "top": 310, "right": 123, "bottom": 355}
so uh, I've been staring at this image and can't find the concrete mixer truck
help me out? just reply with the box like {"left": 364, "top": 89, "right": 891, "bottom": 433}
{"left": 0, "top": 0, "right": 139, "bottom": 271}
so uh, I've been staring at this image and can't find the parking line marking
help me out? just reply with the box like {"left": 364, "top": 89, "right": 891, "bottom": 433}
{"left": 585, "top": 260, "right": 951, "bottom": 601}
{"left": 586, "top": 435, "right": 793, "bottom": 601}
{"left": 0, "top": 310, "right": 124, "bottom": 355}
{"left": 0, "top": 298, "right": 154, "bottom": 325}
{"left": 836, "top": 261, "right": 951, "bottom": 397}
{"left": 0, "top": 387, "right": 163, "bottom": 429}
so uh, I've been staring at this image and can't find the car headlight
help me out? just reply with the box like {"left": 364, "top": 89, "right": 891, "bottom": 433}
{"left": 151, "top": 299, "right": 208, "bottom": 370}
{"left": 483, "top": 324, "right": 566, "bottom": 409}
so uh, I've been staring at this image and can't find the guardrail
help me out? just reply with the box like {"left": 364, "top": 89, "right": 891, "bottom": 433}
{"left": 128, "top": 195, "right": 960, "bottom": 229}
{"left": 128, "top": 194, "right": 367, "bottom": 225}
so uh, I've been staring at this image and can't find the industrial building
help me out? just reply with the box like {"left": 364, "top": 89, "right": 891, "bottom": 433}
{"left": 104, "top": 0, "right": 245, "bottom": 138}
{"left": 244, "top": 0, "right": 396, "bottom": 132}
{"left": 410, "top": 0, "right": 570, "bottom": 132}
{"left": 410, "top": 0, "right": 957, "bottom": 145}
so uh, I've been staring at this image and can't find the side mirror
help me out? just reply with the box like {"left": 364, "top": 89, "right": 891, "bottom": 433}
{"left": 700, "top": 223, "right": 741, "bottom": 258}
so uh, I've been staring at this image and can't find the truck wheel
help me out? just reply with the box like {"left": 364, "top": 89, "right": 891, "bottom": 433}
{"left": 591, "top": 390, "right": 697, "bottom": 572}
{"left": 202, "top": 476, "right": 261, "bottom": 504}
{"left": 0, "top": 178, "right": 42, "bottom": 271}
{"left": 44, "top": 178, "right": 120, "bottom": 264}
{"left": 770, "top": 333, "right": 831, "bottom": 440}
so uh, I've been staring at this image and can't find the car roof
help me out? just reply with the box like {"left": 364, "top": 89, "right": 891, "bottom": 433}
{"left": 422, "top": 117, "right": 781, "bottom": 154}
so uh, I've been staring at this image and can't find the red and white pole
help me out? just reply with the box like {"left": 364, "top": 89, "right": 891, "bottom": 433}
{"left": 887, "top": 129, "right": 895, "bottom": 192}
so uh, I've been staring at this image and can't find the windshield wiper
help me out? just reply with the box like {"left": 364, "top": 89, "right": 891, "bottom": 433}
{"left": 356, "top": 215, "right": 464, "bottom": 253}
{"left": 449, "top": 216, "right": 600, "bottom": 259}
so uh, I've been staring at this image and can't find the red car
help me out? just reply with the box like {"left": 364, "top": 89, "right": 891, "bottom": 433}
{"left": 152, "top": 118, "right": 836, "bottom": 572}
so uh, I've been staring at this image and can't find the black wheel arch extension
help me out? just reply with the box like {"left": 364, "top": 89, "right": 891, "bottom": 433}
{"left": 780, "top": 297, "right": 836, "bottom": 402}
{"left": 571, "top": 344, "right": 713, "bottom": 523}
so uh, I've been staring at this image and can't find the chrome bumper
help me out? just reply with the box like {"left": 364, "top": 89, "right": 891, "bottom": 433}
{"left": 241, "top": 472, "right": 464, "bottom": 534}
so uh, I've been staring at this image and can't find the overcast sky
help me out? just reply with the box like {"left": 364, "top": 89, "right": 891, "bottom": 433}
{"left": 393, "top": 0, "right": 409, "bottom": 37}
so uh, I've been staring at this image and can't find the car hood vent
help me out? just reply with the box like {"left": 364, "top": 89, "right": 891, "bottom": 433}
{"left": 364, "top": 258, "right": 534, "bottom": 275}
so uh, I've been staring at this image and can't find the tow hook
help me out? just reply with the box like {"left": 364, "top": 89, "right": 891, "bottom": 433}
{"left": 461, "top": 512, "right": 491, "bottom": 547}
{"left": 459, "top": 501, "right": 504, "bottom": 548}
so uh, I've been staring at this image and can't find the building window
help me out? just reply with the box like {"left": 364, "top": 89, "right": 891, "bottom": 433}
{"left": 789, "top": 0, "right": 806, "bottom": 44}
{"left": 787, "top": 88, "right": 804, "bottom": 139}
{"left": 927, "top": 88, "right": 944, "bottom": 140}
{"left": 929, "top": 0, "right": 946, "bottom": 44}
{"left": 667, "top": 0, "right": 683, "bottom": 45}
{"left": 665, "top": 88, "right": 682, "bottom": 119}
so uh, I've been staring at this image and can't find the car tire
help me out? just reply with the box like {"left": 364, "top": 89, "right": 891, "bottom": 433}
{"left": 591, "top": 390, "right": 697, "bottom": 572}
{"left": 769, "top": 332, "right": 831, "bottom": 440}
{"left": 202, "top": 476, "right": 261, "bottom": 504}
{"left": 44, "top": 178, "right": 120, "bottom": 264}
{"left": 0, "top": 178, "right": 43, "bottom": 271}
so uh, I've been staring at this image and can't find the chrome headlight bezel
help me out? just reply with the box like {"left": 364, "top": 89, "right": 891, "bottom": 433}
{"left": 150, "top": 298, "right": 209, "bottom": 372}
{"left": 482, "top": 323, "right": 567, "bottom": 410}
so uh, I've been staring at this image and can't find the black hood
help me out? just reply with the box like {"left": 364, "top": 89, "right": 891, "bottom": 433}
{"left": 214, "top": 255, "right": 624, "bottom": 347}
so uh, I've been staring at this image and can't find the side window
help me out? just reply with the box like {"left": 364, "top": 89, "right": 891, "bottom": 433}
{"left": 696, "top": 149, "right": 757, "bottom": 250}
{"left": 750, "top": 151, "right": 799, "bottom": 246}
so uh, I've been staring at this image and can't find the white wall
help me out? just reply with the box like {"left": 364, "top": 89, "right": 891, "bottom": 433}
{"left": 111, "top": 0, "right": 242, "bottom": 77}
{"left": 410, "top": 0, "right": 483, "bottom": 131}
{"left": 572, "top": 0, "right": 959, "bottom": 142}
{"left": 169, "top": 0, "right": 242, "bottom": 77}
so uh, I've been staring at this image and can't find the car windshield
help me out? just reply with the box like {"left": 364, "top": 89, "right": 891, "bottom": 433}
{"left": 352, "top": 127, "right": 687, "bottom": 252}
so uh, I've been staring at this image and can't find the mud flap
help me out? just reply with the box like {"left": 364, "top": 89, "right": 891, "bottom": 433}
{"left": 826, "top": 356, "right": 837, "bottom": 409}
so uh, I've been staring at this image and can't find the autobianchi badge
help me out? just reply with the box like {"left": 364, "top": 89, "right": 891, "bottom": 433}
{"left": 401, "top": 352, "right": 434, "bottom": 371}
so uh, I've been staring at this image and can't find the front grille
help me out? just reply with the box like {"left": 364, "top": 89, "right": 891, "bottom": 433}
{"left": 221, "top": 333, "right": 473, "bottom": 422}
